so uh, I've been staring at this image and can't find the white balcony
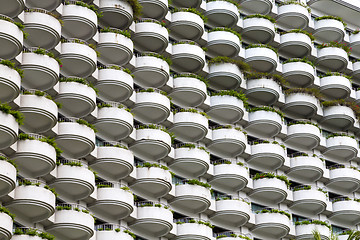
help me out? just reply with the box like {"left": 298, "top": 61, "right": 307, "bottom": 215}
{"left": 353, "top": 61, "right": 360, "bottom": 80}
{"left": 169, "top": 11, "right": 204, "bottom": 40}
{"left": 322, "top": 135, "right": 358, "bottom": 161}
{"left": 320, "top": 75, "right": 351, "bottom": 99}
{"left": 170, "top": 111, "right": 209, "bottom": 142}
{"left": 207, "top": 95, "right": 245, "bottom": 124}
{"left": 138, "top": 0, "right": 168, "bottom": 20}
{"left": 290, "top": 189, "right": 327, "bottom": 215}
{"left": 21, "top": 51, "right": 60, "bottom": 91}
{"left": 326, "top": 166, "right": 360, "bottom": 192}
{"left": 24, "top": 9, "right": 61, "bottom": 49}
{"left": 314, "top": 18, "right": 345, "bottom": 42}
{"left": 170, "top": 183, "right": 211, "bottom": 213}
{"left": 210, "top": 199, "right": 251, "bottom": 226}
{"left": 96, "top": 225, "right": 134, "bottom": 240}
{"left": 0, "top": 110, "right": 19, "bottom": 150}
{"left": 129, "top": 127, "right": 171, "bottom": 161}
{"left": 0, "top": 0, "right": 24, "bottom": 17}
{"left": 248, "top": 142, "right": 285, "bottom": 170}
{"left": 56, "top": 121, "right": 96, "bottom": 158}
{"left": 207, "top": 30, "right": 241, "bottom": 57}
{"left": 133, "top": 54, "right": 170, "bottom": 88}
{"left": 0, "top": 63, "right": 21, "bottom": 103}
{"left": 131, "top": 166, "right": 172, "bottom": 198}
{"left": 62, "top": 3, "right": 97, "bottom": 40}
{"left": 277, "top": 3, "right": 309, "bottom": 29}
{"left": 285, "top": 123, "right": 321, "bottom": 149}
{"left": 175, "top": 221, "right": 213, "bottom": 240}
{"left": 330, "top": 199, "right": 360, "bottom": 225}
{"left": 99, "top": 0, "right": 133, "bottom": 29}
{"left": 95, "top": 105, "right": 133, "bottom": 140}
{"left": 207, "top": 62, "right": 243, "bottom": 90}
{"left": 0, "top": 17, "right": 23, "bottom": 59}
{"left": 209, "top": 161, "right": 249, "bottom": 191}
{"left": 91, "top": 145, "right": 134, "bottom": 180}
{"left": 251, "top": 211, "right": 290, "bottom": 239}
{"left": 47, "top": 205, "right": 94, "bottom": 240}
{"left": 295, "top": 223, "right": 330, "bottom": 240}
{"left": 50, "top": 160, "right": 95, "bottom": 200}
{"left": 25, "top": 0, "right": 60, "bottom": 11}
{"left": 320, "top": 105, "right": 355, "bottom": 131}
{"left": 283, "top": 93, "right": 318, "bottom": 118}
{"left": 171, "top": 0, "right": 202, "bottom": 8}
{"left": 242, "top": 17, "right": 275, "bottom": 43}
{"left": 316, "top": 47, "right": 348, "bottom": 72}
{"left": 0, "top": 211, "right": 12, "bottom": 240}
{"left": 239, "top": 0, "right": 272, "bottom": 14}
{"left": 245, "top": 46, "right": 278, "bottom": 72}
{"left": 171, "top": 42, "right": 206, "bottom": 73}
{"left": 19, "top": 94, "right": 57, "bottom": 133}
{"left": 250, "top": 177, "right": 288, "bottom": 203}
{"left": 208, "top": 128, "right": 247, "bottom": 157}
{"left": 0, "top": 160, "right": 16, "bottom": 197}
{"left": 133, "top": 20, "right": 168, "bottom": 53}
{"left": 96, "top": 67, "right": 133, "bottom": 102}
{"left": 286, "top": 155, "right": 324, "bottom": 182}
{"left": 89, "top": 183, "right": 133, "bottom": 219}
{"left": 245, "top": 109, "right": 282, "bottom": 138}
{"left": 205, "top": 0, "right": 239, "bottom": 27}
{"left": 171, "top": 145, "right": 210, "bottom": 177}
{"left": 245, "top": 78, "right": 281, "bottom": 105}
{"left": 60, "top": 40, "right": 97, "bottom": 78}
{"left": 132, "top": 91, "right": 170, "bottom": 124}
{"left": 279, "top": 32, "right": 312, "bottom": 57}
{"left": 282, "top": 61, "right": 315, "bottom": 87}
{"left": 350, "top": 33, "right": 360, "bottom": 56}
{"left": 130, "top": 203, "right": 173, "bottom": 237}
{"left": 97, "top": 31, "right": 133, "bottom": 66}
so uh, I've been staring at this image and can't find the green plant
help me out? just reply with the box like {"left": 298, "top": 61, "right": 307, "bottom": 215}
{"left": 0, "top": 205, "right": 15, "bottom": 220}
{"left": 320, "top": 72, "right": 352, "bottom": 82}
{"left": 59, "top": 77, "right": 98, "bottom": 94}
{"left": 284, "top": 87, "right": 323, "bottom": 99}
{"left": 0, "top": 15, "right": 28, "bottom": 39}
{"left": 326, "top": 133, "right": 355, "bottom": 139}
{"left": 279, "top": 1, "right": 311, "bottom": 12}
{"left": 209, "top": 27, "right": 241, "bottom": 41}
{"left": 208, "top": 56, "right": 251, "bottom": 72}
{"left": 23, "top": 90, "right": 62, "bottom": 108}
{"left": 56, "top": 160, "right": 83, "bottom": 167}
{"left": 183, "top": 179, "right": 211, "bottom": 189}
{"left": 321, "top": 99, "right": 360, "bottom": 119}
{"left": 64, "top": 1, "right": 103, "bottom": 18}
{"left": 315, "top": 15, "right": 346, "bottom": 27}
{"left": 100, "top": 27, "right": 131, "bottom": 38}
{"left": 245, "top": 71, "right": 288, "bottom": 86}
{"left": 137, "top": 162, "right": 169, "bottom": 171}
{"left": 0, "top": 103, "right": 24, "bottom": 124}
{"left": 124, "top": 229, "right": 136, "bottom": 239}
{"left": 283, "top": 57, "right": 316, "bottom": 68}
{"left": 255, "top": 208, "right": 291, "bottom": 219}
{"left": 206, "top": 0, "right": 240, "bottom": 8}
{"left": 140, "top": 52, "right": 172, "bottom": 65}
{"left": 0, "top": 59, "right": 24, "bottom": 77}
{"left": 247, "top": 106, "right": 284, "bottom": 120}
{"left": 137, "top": 124, "right": 175, "bottom": 143}
{"left": 293, "top": 185, "right": 311, "bottom": 191}
{"left": 246, "top": 44, "right": 278, "bottom": 54}
{"left": 244, "top": 14, "right": 276, "bottom": 23}
{"left": 177, "top": 108, "right": 210, "bottom": 118}
{"left": 295, "top": 220, "right": 330, "bottom": 229}
{"left": 75, "top": 119, "right": 97, "bottom": 132}
{"left": 126, "top": 0, "right": 142, "bottom": 17}
{"left": 31, "top": 47, "right": 62, "bottom": 66}
{"left": 317, "top": 41, "right": 351, "bottom": 55}
{"left": 253, "top": 173, "right": 291, "bottom": 187}
{"left": 18, "top": 134, "right": 62, "bottom": 158}
{"left": 280, "top": 29, "right": 315, "bottom": 41}
{"left": 287, "top": 121, "right": 320, "bottom": 130}
{"left": 44, "top": 185, "right": 58, "bottom": 197}
{"left": 210, "top": 90, "right": 248, "bottom": 107}
{"left": 173, "top": 73, "right": 209, "bottom": 86}
{"left": 171, "top": 8, "right": 207, "bottom": 22}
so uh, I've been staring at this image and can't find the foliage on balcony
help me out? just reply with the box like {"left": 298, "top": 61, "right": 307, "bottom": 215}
{"left": 321, "top": 99, "right": 360, "bottom": 119}
{"left": 244, "top": 14, "right": 276, "bottom": 23}
{"left": 280, "top": 29, "right": 315, "bottom": 41}
{"left": 319, "top": 72, "right": 352, "bottom": 82}
{"left": 0, "top": 205, "right": 15, "bottom": 220}
{"left": 208, "top": 27, "right": 241, "bottom": 41}
{"left": 210, "top": 90, "right": 248, "bottom": 107}
{"left": 27, "top": 47, "right": 62, "bottom": 66}
{"left": 59, "top": 77, "right": 99, "bottom": 94}
{"left": 255, "top": 208, "right": 291, "bottom": 219}
{"left": 244, "top": 72, "right": 288, "bottom": 87}
{"left": 0, "top": 15, "right": 28, "bottom": 39}
{"left": 316, "top": 41, "right": 351, "bottom": 55}
{"left": 284, "top": 87, "right": 323, "bottom": 99}
{"left": 138, "top": 52, "right": 172, "bottom": 65}
{"left": 97, "top": 102, "right": 132, "bottom": 113}
{"left": 178, "top": 143, "right": 209, "bottom": 154}
{"left": 137, "top": 124, "right": 175, "bottom": 142}
{"left": 315, "top": 15, "right": 346, "bottom": 27}
{"left": 283, "top": 57, "right": 316, "bottom": 68}
{"left": 176, "top": 218, "right": 214, "bottom": 228}
{"left": 173, "top": 73, "right": 208, "bottom": 86}
{"left": 0, "top": 155, "right": 17, "bottom": 171}
{"left": 99, "top": 65, "right": 134, "bottom": 78}
{"left": 136, "top": 162, "right": 169, "bottom": 170}
{"left": 279, "top": 1, "right": 311, "bottom": 13}
{"left": 208, "top": 56, "right": 251, "bottom": 72}
{"left": 287, "top": 120, "right": 320, "bottom": 130}
{"left": 206, "top": 0, "right": 240, "bottom": 9}
{"left": 61, "top": 38, "right": 100, "bottom": 57}
{"left": 295, "top": 219, "right": 330, "bottom": 229}
{"left": 23, "top": 90, "right": 62, "bottom": 108}
{"left": 177, "top": 179, "right": 211, "bottom": 189}
{"left": 0, "top": 59, "right": 24, "bottom": 78}
{"left": 14, "top": 228, "right": 55, "bottom": 240}
{"left": 76, "top": 118, "right": 97, "bottom": 132}
{"left": 176, "top": 108, "right": 210, "bottom": 118}
{"left": 64, "top": 0, "right": 103, "bottom": 18}
{"left": 246, "top": 43, "right": 278, "bottom": 54}
{"left": 293, "top": 185, "right": 311, "bottom": 191}
{"left": 326, "top": 133, "right": 355, "bottom": 139}
{"left": 100, "top": 27, "right": 131, "bottom": 38}
{"left": 251, "top": 140, "right": 286, "bottom": 150}
{"left": 247, "top": 106, "right": 284, "bottom": 120}
{"left": 252, "top": 172, "right": 291, "bottom": 187}
{"left": 171, "top": 8, "right": 207, "bottom": 22}
{"left": 0, "top": 103, "right": 23, "bottom": 124}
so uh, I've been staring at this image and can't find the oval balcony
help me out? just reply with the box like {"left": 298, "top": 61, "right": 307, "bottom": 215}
{"left": 209, "top": 160, "right": 249, "bottom": 191}
{"left": 97, "top": 30, "right": 133, "bottom": 66}
{"left": 171, "top": 42, "right": 206, "bottom": 73}
{"left": 242, "top": 17, "right": 275, "bottom": 44}
{"left": 279, "top": 32, "right": 312, "bottom": 57}
{"left": 245, "top": 109, "right": 282, "bottom": 138}
{"left": 282, "top": 92, "right": 318, "bottom": 118}
{"left": 282, "top": 60, "right": 315, "bottom": 87}
{"left": 96, "top": 225, "right": 134, "bottom": 240}
{"left": 46, "top": 204, "right": 94, "bottom": 240}
{"left": 207, "top": 29, "right": 241, "bottom": 57}
{"left": 353, "top": 61, "right": 360, "bottom": 80}
{"left": 14, "top": 134, "right": 56, "bottom": 177}
{"left": 130, "top": 202, "right": 173, "bottom": 237}
{"left": 0, "top": 110, "right": 19, "bottom": 150}
{"left": 132, "top": 90, "right": 170, "bottom": 124}
{"left": 207, "top": 94, "right": 245, "bottom": 124}
{"left": 0, "top": 0, "right": 24, "bottom": 18}
{"left": 245, "top": 78, "right": 281, "bottom": 105}
{"left": 171, "top": 144, "right": 210, "bottom": 178}
{"left": 207, "top": 62, "right": 243, "bottom": 90}
{"left": 21, "top": 50, "right": 60, "bottom": 91}
{"left": 99, "top": 0, "right": 133, "bottom": 29}
{"left": 295, "top": 222, "right": 330, "bottom": 240}
{"left": 91, "top": 144, "right": 133, "bottom": 180}
{"left": 251, "top": 211, "right": 290, "bottom": 239}
{"left": 326, "top": 166, "right": 360, "bottom": 192}
{"left": 175, "top": 219, "right": 213, "bottom": 240}
{"left": 133, "top": 54, "right": 170, "bottom": 88}
{"left": 55, "top": 120, "right": 96, "bottom": 158}
{"left": 350, "top": 33, "right": 360, "bottom": 56}
{"left": 239, "top": 0, "right": 272, "bottom": 14}
{"left": 314, "top": 18, "right": 345, "bottom": 42}
{"left": 60, "top": 39, "right": 97, "bottom": 78}
{"left": 320, "top": 75, "right": 351, "bottom": 99}
{"left": 0, "top": 211, "right": 12, "bottom": 240}
{"left": 138, "top": 0, "right": 168, "bottom": 20}
{"left": 133, "top": 19, "right": 168, "bottom": 53}
{"left": 169, "top": 11, "right": 204, "bottom": 40}
{"left": 6, "top": 179, "right": 56, "bottom": 222}
{"left": 94, "top": 103, "right": 133, "bottom": 140}
{"left": 210, "top": 198, "right": 251, "bottom": 226}
{"left": 245, "top": 46, "right": 278, "bottom": 72}
{"left": 19, "top": 93, "right": 58, "bottom": 133}
{"left": 62, "top": 3, "right": 97, "bottom": 40}
{"left": 171, "top": 0, "right": 201, "bottom": 8}
{"left": 316, "top": 47, "right": 348, "bottom": 72}
{"left": 286, "top": 155, "right": 324, "bottom": 182}
{"left": 277, "top": 3, "right": 309, "bottom": 29}
{"left": 96, "top": 67, "right": 133, "bottom": 102}
{"left": 169, "top": 74, "right": 207, "bottom": 107}
{"left": 56, "top": 80, "right": 96, "bottom": 118}
{"left": 290, "top": 187, "right": 327, "bottom": 215}
{"left": 0, "top": 63, "right": 21, "bottom": 103}
{"left": 129, "top": 126, "right": 171, "bottom": 161}
{"left": 322, "top": 135, "right": 358, "bottom": 161}
{"left": 250, "top": 177, "right": 288, "bottom": 204}
{"left": 205, "top": 0, "right": 239, "bottom": 27}
{"left": 0, "top": 159, "right": 16, "bottom": 197}
{"left": 170, "top": 110, "right": 209, "bottom": 142}
{"left": 131, "top": 164, "right": 172, "bottom": 198}
{"left": 0, "top": 17, "right": 23, "bottom": 59}
{"left": 320, "top": 105, "right": 355, "bottom": 131}
{"left": 24, "top": 9, "right": 61, "bottom": 49}
{"left": 330, "top": 199, "right": 360, "bottom": 225}
{"left": 208, "top": 127, "right": 247, "bottom": 157}
{"left": 169, "top": 182, "right": 211, "bottom": 213}
{"left": 50, "top": 160, "right": 95, "bottom": 200}
{"left": 284, "top": 122, "right": 321, "bottom": 150}
{"left": 25, "top": 0, "right": 60, "bottom": 11}
{"left": 89, "top": 182, "right": 133, "bottom": 220}
{"left": 247, "top": 141, "right": 285, "bottom": 170}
